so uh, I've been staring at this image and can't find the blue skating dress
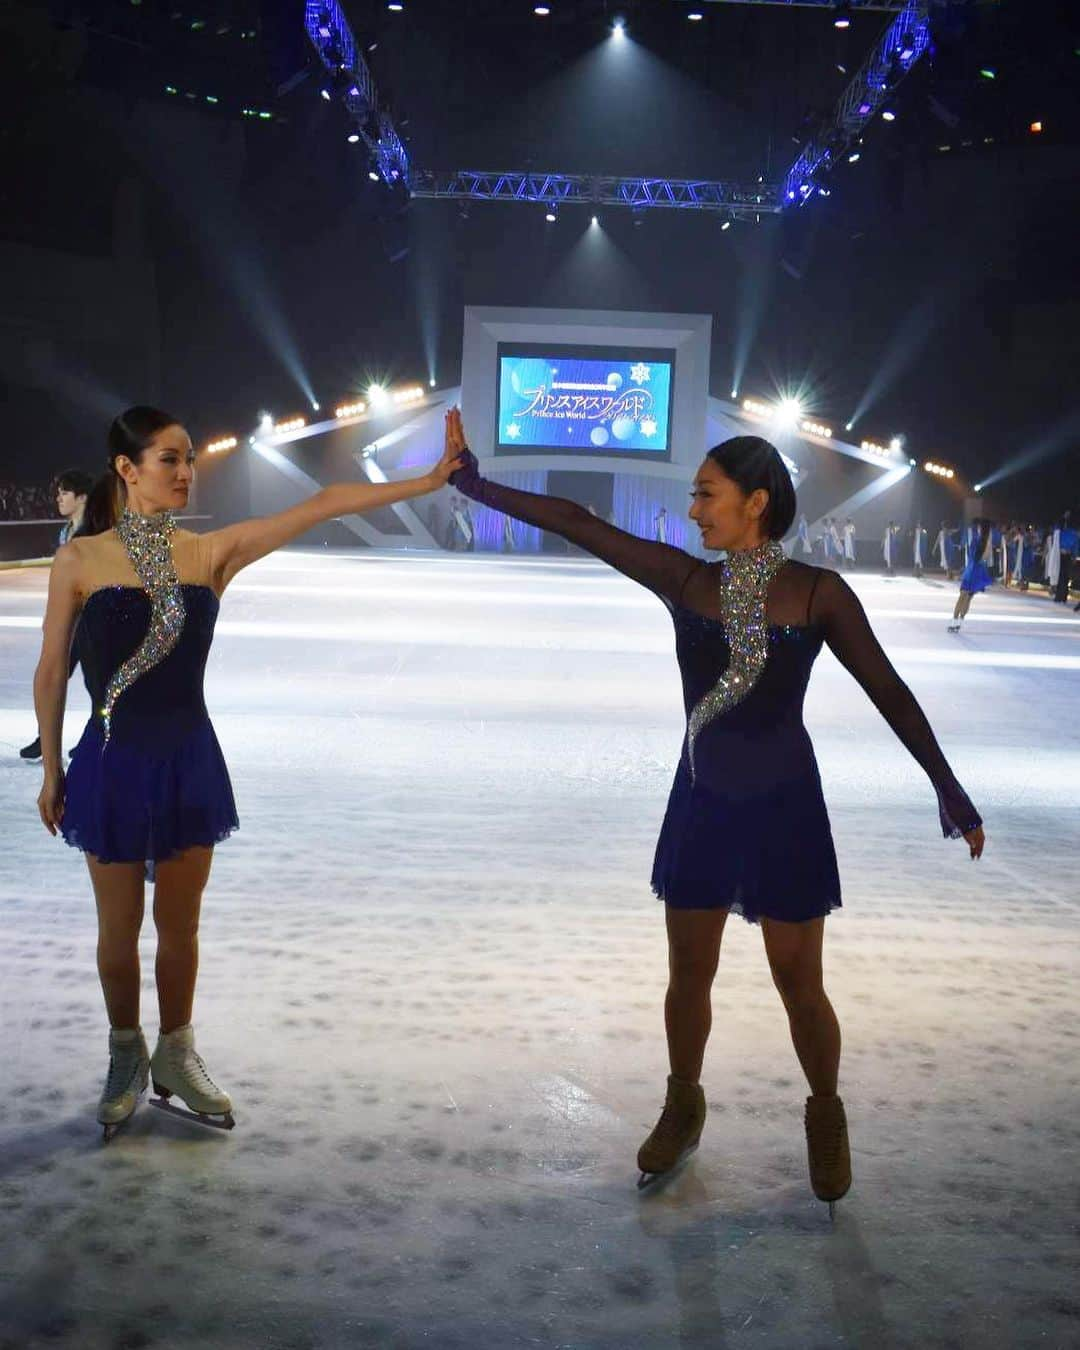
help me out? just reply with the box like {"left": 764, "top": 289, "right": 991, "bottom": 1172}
{"left": 959, "top": 527, "right": 994, "bottom": 595}
{"left": 650, "top": 607, "right": 840, "bottom": 922}
{"left": 61, "top": 516, "right": 237, "bottom": 865}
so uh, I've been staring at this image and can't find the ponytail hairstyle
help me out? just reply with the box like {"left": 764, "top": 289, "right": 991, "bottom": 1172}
{"left": 82, "top": 406, "right": 180, "bottom": 537}
{"left": 705, "top": 436, "right": 797, "bottom": 540}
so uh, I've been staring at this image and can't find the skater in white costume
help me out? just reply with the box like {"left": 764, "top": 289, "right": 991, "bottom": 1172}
{"left": 841, "top": 519, "right": 856, "bottom": 569}
{"left": 911, "top": 521, "right": 927, "bottom": 577}
{"left": 33, "top": 406, "right": 462, "bottom": 1140}
{"left": 883, "top": 522, "right": 899, "bottom": 576}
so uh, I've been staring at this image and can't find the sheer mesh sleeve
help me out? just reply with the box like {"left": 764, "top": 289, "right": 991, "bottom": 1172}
{"left": 811, "top": 570, "right": 983, "bottom": 838}
{"left": 449, "top": 450, "right": 703, "bottom": 606}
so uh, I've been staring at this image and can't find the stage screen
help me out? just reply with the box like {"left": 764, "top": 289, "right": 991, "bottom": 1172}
{"left": 495, "top": 343, "right": 675, "bottom": 460}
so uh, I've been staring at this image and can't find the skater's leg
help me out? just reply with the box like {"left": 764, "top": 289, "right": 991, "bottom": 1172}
{"left": 762, "top": 916, "right": 840, "bottom": 1097}
{"left": 87, "top": 856, "right": 146, "bottom": 1028}
{"left": 664, "top": 906, "right": 728, "bottom": 1084}
{"left": 152, "top": 846, "right": 213, "bottom": 1034}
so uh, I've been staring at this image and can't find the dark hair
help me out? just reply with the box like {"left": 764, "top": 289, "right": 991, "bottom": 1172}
{"left": 82, "top": 406, "right": 180, "bottom": 536}
{"left": 55, "top": 468, "right": 94, "bottom": 497}
{"left": 705, "top": 436, "right": 797, "bottom": 540}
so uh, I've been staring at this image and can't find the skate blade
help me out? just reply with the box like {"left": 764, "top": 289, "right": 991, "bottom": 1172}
{"left": 101, "top": 1117, "right": 133, "bottom": 1143}
{"left": 636, "top": 1141, "right": 699, "bottom": 1192}
{"left": 149, "top": 1097, "right": 235, "bottom": 1130}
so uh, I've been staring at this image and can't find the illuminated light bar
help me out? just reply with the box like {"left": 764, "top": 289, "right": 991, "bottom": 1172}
{"left": 205, "top": 435, "right": 238, "bottom": 454}
{"left": 860, "top": 439, "right": 894, "bottom": 457}
{"left": 391, "top": 385, "right": 426, "bottom": 404}
{"left": 800, "top": 420, "right": 833, "bottom": 439}
{"left": 742, "top": 398, "right": 771, "bottom": 418}
{"left": 335, "top": 400, "right": 368, "bottom": 419}
{"left": 272, "top": 416, "right": 307, "bottom": 434}
{"left": 923, "top": 461, "right": 956, "bottom": 479}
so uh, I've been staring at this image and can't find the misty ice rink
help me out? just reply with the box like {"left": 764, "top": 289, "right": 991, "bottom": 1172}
{"left": 1, "top": 550, "right": 1078, "bottom": 1349}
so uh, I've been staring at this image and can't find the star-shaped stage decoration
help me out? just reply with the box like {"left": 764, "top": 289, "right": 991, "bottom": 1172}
{"left": 630, "top": 362, "right": 652, "bottom": 385}
{"left": 505, "top": 422, "right": 522, "bottom": 439}
{"left": 640, "top": 416, "right": 658, "bottom": 438}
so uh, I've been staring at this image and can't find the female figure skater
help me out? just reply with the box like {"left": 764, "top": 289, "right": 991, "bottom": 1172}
{"left": 948, "top": 518, "right": 993, "bottom": 632}
{"left": 34, "top": 406, "right": 462, "bottom": 1140}
{"left": 443, "top": 410, "right": 984, "bottom": 1214}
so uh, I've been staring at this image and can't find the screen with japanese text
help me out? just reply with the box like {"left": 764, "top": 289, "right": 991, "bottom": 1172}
{"left": 495, "top": 343, "right": 674, "bottom": 460}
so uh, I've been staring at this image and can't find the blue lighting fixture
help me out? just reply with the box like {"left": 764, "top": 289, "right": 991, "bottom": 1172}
{"left": 408, "top": 170, "right": 778, "bottom": 218}
{"left": 304, "top": 0, "right": 409, "bottom": 187}
{"left": 781, "top": 0, "right": 930, "bottom": 210}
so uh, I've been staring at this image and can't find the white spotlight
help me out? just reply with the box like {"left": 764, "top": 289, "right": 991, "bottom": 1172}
{"left": 367, "top": 383, "right": 389, "bottom": 408}
{"left": 311, "top": 400, "right": 321, "bottom": 412}
{"left": 258, "top": 412, "right": 274, "bottom": 433}
{"left": 591, "top": 214, "right": 599, "bottom": 226}
{"left": 612, "top": 17, "right": 626, "bottom": 38}
{"left": 429, "top": 377, "right": 436, "bottom": 388}
{"left": 774, "top": 398, "right": 804, "bottom": 429}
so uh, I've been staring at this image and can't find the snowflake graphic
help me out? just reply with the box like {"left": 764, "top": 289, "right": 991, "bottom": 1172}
{"left": 630, "top": 362, "right": 652, "bottom": 385}
{"left": 505, "top": 422, "right": 522, "bottom": 439}
{"left": 640, "top": 416, "right": 658, "bottom": 438}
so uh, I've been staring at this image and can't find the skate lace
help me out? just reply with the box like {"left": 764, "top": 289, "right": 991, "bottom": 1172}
{"left": 187, "top": 1051, "right": 219, "bottom": 1095}
{"left": 654, "top": 1102, "right": 690, "bottom": 1143}
{"left": 808, "top": 1111, "right": 843, "bottom": 1167}
{"left": 105, "top": 1048, "right": 143, "bottom": 1098}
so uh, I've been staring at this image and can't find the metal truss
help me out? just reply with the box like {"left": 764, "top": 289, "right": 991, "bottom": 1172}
{"left": 408, "top": 170, "right": 781, "bottom": 216}
{"left": 303, "top": 0, "right": 409, "bottom": 185}
{"left": 780, "top": 0, "right": 931, "bottom": 205}
{"left": 691, "top": 2, "right": 912, "bottom": 10}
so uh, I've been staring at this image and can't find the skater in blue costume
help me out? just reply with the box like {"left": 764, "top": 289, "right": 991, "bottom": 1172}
{"left": 33, "top": 406, "right": 462, "bottom": 1140}
{"left": 948, "top": 518, "right": 995, "bottom": 633}
{"left": 443, "top": 409, "right": 985, "bottom": 1213}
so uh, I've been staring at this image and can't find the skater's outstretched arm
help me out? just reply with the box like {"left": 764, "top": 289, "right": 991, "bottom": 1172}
{"left": 811, "top": 570, "right": 985, "bottom": 856}
{"left": 205, "top": 441, "right": 463, "bottom": 592}
{"left": 33, "top": 543, "right": 83, "bottom": 833}
{"left": 446, "top": 410, "right": 702, "bottom": 606}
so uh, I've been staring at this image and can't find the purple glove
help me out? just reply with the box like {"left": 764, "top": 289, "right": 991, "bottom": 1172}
{"left": 448, "top": 447, "right": 488, "bottom": 504}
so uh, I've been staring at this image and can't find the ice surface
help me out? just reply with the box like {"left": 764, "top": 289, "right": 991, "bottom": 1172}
{"left": 1, "top": 552, "right": 1078, "bottom": 1349}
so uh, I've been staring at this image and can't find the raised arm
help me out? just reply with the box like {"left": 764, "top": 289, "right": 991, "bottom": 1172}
{"left": 446, "top": 411, "right": 701, "bottom": 606}
{"left": 33, "top": 544, "right": 83, "bottom": 834}
{"left": 811, "top": 569, "right": 984, "bottom": 855}
{"left": 205, "top": 440, "right": 462, "bottom": 592}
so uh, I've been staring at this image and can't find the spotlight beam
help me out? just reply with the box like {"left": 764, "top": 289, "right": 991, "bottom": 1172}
{"left": 976, "top": 407, "right": 1080, "bottom": 492}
